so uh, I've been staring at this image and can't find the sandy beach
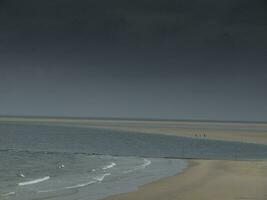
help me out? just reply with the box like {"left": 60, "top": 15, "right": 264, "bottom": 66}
{"left": 1, "top": 117, "right": 267, "bottom": 200}
{"left": 103, "top": 159, "right": 267, "bottom": 200}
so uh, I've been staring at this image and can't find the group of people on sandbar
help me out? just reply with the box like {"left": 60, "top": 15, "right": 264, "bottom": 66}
{"left": 194, "top": 133, "right": 207, "bottom": 138}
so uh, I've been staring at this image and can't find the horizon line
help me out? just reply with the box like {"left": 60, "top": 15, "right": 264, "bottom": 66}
{"left": 0, "top": 114, "right": 267, "bottom": 124}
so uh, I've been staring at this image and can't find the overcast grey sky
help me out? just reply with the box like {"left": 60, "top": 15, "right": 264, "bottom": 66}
{"left": 0, "top": 0, "right": 267, "bottom": 121}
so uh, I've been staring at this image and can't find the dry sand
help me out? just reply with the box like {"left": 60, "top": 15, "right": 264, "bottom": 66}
{"left": 103, "top": 159, "right": 267, "bottom": 200}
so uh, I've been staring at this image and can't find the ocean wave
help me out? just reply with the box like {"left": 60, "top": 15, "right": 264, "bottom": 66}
{"left": 124, "top": 158, "right": 151, "bottom": 173}
{"left": 65, "top": 181, "right": 97, "bottom": 189}
{"left": 38, "top": 173, "right": 110, "bottom": 193}
{"left": 38, "top": 181, "right": 97, "bottom": 193}
{"left": 102, "top": 162, "right": 116, "bottom": 170}
{"left": 38, "top": 189, "right": 59, "bottom": 193}
{"left": 58, "top": 164, "right": 65, "bottom": 169}
{"left": 142, "top": 158, "right": 152, "bottom": 168}
{"left": 1, "top": 192, "right": 15, "bottom": 197}
{"left": 93, "top": 173, "right": 111, "bottom": 181}
{"left": 18, "top": 176, "right": 50, "bottom": 186}
{"left": 16, "top": 173, "right": 25, "bottom": 178}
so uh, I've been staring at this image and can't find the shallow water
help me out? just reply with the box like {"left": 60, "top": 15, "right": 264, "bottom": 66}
{"left": 0, "top": 150, "right": 186, "bottom": 200}
{"left": 0, "top": 123, "right": 189, "bottom": 200}
{"left": 1, "top": 123, "right": 267, "bottom": 160}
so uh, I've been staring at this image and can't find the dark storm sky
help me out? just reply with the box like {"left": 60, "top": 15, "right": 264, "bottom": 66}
{"left": 0, "top": 0, "right": 267, "bottom": 121}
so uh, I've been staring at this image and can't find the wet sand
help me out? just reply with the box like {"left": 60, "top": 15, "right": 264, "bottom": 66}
{"left": 103, "top": 159, "right": 267, "bottom": 200}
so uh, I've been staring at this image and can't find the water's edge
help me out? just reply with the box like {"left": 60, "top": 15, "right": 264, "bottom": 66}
{"left": 0, "top": 149, "right": 187, "bottom": 200}
{"left": 1, "top": 121, "right": 266, "bottom": 200}
{"left": 91, "top": 159, "right": 188, "bottom": 200}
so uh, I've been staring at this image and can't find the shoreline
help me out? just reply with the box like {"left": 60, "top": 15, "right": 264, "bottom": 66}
{"left": 1, "top": 118, "right": 267, "bottom": 199}
{"left": 0, "top": 155, "right": 187, "bottom": 200}
{"left": 1, "top": 117, "right": 267, "bottom": 145}
{"left": 102, "top": 159, "right": 267, "bottom": 200}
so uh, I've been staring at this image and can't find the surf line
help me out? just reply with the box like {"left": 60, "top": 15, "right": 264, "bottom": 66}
{"left": 18, "top": 176, "right": 50, "bottom": 186}
{"left": 38, "top": 173, "right": 110, "bottom": 193}
{"left": 123, "top": 158, "right": 152, "bottom": 173}
{"left": 102, "top": 162, "right": 116, "bottom": 170}
{"left": 65, "top": 181, "right": 97, "bottom": 189}
{"left": 1, "top": 192, "right": 15, "bottom": 197}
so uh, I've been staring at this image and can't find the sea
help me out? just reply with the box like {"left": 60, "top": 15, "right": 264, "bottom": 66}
{"left": 1, "top": 122, "right": 267, "bottom": 200}
{"left": 0, "top": 122, "right": 187, "bottom": 200}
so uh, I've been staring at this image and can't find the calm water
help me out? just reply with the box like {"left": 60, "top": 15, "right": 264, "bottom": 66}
{"left": 1, "top": 123, "right": 267, "bottom": 160}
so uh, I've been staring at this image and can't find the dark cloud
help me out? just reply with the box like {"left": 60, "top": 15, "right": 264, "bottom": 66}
{"left": 0, "top": 0, "right": 266, "bottom": 121}
{"left": 1, "top": 0, "right": 267, "bottom": 46}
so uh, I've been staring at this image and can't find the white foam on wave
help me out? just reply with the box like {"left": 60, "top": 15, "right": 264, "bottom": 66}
{"left": 38, "top": 181, "right": 97, "bottom": 193}
{"left": 18, "top": 176, "right": 50, "bottom": 186}
{"left": 17, "top": 173, "right": 25, "bottom": 178}
{"left": 124, "top": 158, "right": 152, "bottom": 173}
{"left": 38, "top": 189, "right": 59, "bottom": 193}
{"left": 102, "top": 162, "right": 116, "bottom": 170}
{"left": 38, "top": 173, "right": 110, "bottom": 193}
{"left": 93, "top": 173, "right": 111, "bottom": 181}
{"left": 58, "top": 164, "right": 65, "bottom": 169}
{"left": 65, "top": 181, "right": 97, "bottom": 189}
{"left": 1, "top": 192, "right": 15, "bottom": 197}
{"left": 142, "top": 158, "right": 152, "bottom": 167}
